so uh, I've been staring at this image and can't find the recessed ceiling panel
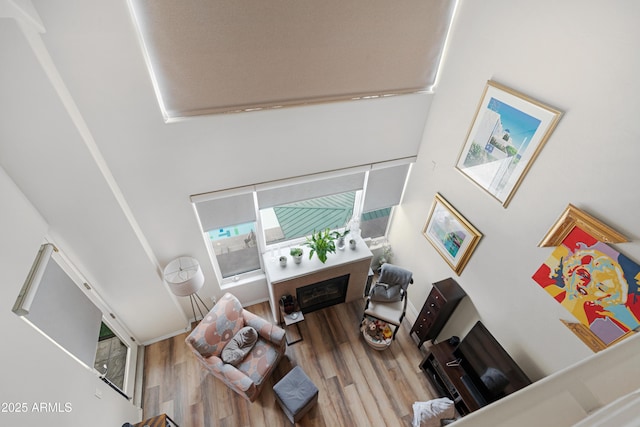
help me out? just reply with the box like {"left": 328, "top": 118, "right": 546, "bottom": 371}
{"left": 129, "top": 0, "right": 456, "bottom": 118}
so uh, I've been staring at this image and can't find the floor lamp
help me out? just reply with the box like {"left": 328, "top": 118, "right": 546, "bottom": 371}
{"left": 163, "top": 256, "right": 210, "bottom": 322}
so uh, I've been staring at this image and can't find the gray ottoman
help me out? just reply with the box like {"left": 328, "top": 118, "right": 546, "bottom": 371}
{"left": 273, "top": 366, "right": 318, "bottom": 423}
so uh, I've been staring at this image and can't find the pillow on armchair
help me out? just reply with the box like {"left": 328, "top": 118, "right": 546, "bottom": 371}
{"left": 221, "top": 326, "right": 258, "bottom": 366}
{"left": 370, "top": 283, "right": 403, "bottom": 302}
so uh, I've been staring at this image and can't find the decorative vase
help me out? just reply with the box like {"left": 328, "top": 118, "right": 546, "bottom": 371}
{"left": 337, "top": 236, "right": 346, "bottom": 250}
{"left": 349, "top": 239, "right": 356, "bottom": 250}
{"left": 279, "top": 256, "right": 287, "bottom": 267}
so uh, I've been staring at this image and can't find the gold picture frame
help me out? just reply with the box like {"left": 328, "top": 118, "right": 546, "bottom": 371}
{"left": 538, "top": 204, "right": 628, "bottom": 247}
{"left": 456, "top": 80, "right": 563, "bottom": 208}
{"left": 560, "top": 319, "right": 634, "bottom": 353}
{"left": 422, "top": 193, "right": 483, "bottom": 275}
{"left": 535, "top": 205, "right": 635, "bottom": 349}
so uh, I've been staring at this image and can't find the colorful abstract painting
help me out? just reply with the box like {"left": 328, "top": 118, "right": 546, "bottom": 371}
{"left": 532, "top": 226, "right": 640, "bottom": 344}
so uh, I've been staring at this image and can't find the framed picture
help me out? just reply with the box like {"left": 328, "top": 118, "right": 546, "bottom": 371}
{"left": 560, "top": 319, "right": 633, "bottom": 353}
{"left": 532, "top": 209, "right": 639, "bottom": 347}
{"left": 538, "top": 203, "right": 627, "bottom": 247}
{"left": 422, "top": 193, "right": 482, "bottom": 275}
{"left": 456, "top": 80, "right": 563, "bottom": 207}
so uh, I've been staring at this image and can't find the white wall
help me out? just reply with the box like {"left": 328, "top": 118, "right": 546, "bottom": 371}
{"left": 0, "top": 166, "right": 140, "bottom": 427}
{"left": 390, "top": 0, "right": 640, "bottom": 423}
{"left": 0, "top": 7, "right": 189, "bottom": 343}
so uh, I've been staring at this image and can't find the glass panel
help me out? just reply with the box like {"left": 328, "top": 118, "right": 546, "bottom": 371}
{"left": 208, "top": 222, "right": 261, "bottom": 278}
{"left": 95, "top": 321, "right": 127, "bottom": 392}
{"left": 260, "top": 192, "right": 355, "bottom": 245}
{"left": 360, "top": 207, "right": 392, "bottom": 239}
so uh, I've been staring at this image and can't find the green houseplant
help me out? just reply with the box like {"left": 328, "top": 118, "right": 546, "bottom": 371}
{"left": 290, "top": 247, "right": 303, "bottom": 264}
{"left": 305, "top": 228, "right": 336, "bottom": 263}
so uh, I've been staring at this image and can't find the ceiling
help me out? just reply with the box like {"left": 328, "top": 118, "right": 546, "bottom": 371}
{"left": 130, "top": 0, "right": 457, "bottom": 118}
{"left": 0, "top": 0, "right": 456, "bottom": 342}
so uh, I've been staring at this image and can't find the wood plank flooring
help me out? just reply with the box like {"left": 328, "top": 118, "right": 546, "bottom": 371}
{"left": 141, "top": 299, "right": 438, "bottom": 426}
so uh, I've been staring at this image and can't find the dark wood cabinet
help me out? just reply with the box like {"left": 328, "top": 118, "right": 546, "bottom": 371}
{"left": 419, "top": 322, "right": 532, "bottom": 417}
{"left": 411, "top": 278, "right": 466, "bottom": 348}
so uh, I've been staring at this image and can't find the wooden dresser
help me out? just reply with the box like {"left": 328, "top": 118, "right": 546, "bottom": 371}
{"left": 410, "top": 278, "right": 466, "bottom": 348}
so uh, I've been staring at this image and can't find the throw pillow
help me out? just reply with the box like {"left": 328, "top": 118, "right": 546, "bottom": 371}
{"left": 221, "top": 326, "right": 258, "bottom": 366}
{"left": 370, "top": 283, "right": 403, "bottom": 302}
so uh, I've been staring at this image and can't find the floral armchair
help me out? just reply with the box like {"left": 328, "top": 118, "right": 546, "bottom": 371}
{"left": 185, "top": 292, "right": 286, "bottom": 402}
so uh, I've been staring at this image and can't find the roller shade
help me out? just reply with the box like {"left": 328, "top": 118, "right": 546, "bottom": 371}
{"left": 16, "top": 245, "right": 103, "bottom": 368}
{"left": 129, "top": 0, "right": 458, "bottom": 118}
{"left": 257, "top": 171, "right": 366, "bottom": 209}
{"left": 193, "top": 189, "right": 256, "bottom": 231}
{"left": 363, "top": 163, "right": 411, "bottom": 213}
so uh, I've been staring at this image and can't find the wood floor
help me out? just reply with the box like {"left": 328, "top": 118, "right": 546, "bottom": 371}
{"left": 141, "top": 299, "right": 438, "bottom": 426}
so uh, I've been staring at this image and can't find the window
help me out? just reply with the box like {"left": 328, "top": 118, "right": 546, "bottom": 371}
{"left": 359, "top": 162, "right": 411, "bottom": 239}
{"left": 12, "top": 243, "right": 137, "bottom": 399}
{"left": 95, "top": 321, "right": 128, "bottom": 393}
{"left": 208, "top": 221, "right": 261, "bottom": 278}
{"left": 192, "top": 189, "right": 262, "bottom": 281}
{"left": 360, "top": 207, "right": 392, "bottom": 239}
{"left": 192, "top": 158, "right": 414, "bottom": 285}
{"left": 260, "top": 191, "right": 356, "bottom": 245}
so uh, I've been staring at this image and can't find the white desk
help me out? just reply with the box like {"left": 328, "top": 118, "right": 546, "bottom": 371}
{"left": 263, "top": 234, "right": 373, "bottom": 322}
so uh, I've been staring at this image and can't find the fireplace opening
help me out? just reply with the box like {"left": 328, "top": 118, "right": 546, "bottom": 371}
{"left": 296, "top": 274, "right": 349, "bottom": 314}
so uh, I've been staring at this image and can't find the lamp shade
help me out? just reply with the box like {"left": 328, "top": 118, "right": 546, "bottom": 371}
{"left": 163, "top": 256, "right": 205, "bottom": 297}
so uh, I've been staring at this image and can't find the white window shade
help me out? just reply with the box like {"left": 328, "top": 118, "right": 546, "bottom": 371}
{"left": 256, "top": 171, "right": 366, "bottom": 209}
{"left": 193, "top": 190, "right": 256, "bottom": 231}
{"left": 15, "top": 245, "right": 103, "bottom": 368}
{"left": 363, "top": 163, "right": 411, "bottom": 213}
{"left": 129, "top": 0, "right": 458, "bottom": 118}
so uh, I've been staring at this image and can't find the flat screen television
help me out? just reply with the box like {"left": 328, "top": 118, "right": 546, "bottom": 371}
{"left": 453, "top": 321, "right": 532, "bottom": 407}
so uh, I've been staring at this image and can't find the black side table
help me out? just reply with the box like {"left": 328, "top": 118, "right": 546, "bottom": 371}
{"left": 279, "top": 297, "right": 304, "bottom": 345}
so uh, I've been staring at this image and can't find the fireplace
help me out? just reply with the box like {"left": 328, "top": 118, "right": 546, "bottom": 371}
{"left": 296, "top": 274, "right": 349, "bottom": 314}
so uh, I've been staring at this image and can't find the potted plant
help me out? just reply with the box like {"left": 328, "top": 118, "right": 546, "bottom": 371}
{"left": 290, "top": 247, "right": 303, "bottom": 264}
{"left": 305, "top": 228, "right": 336, "bottom": 263}
{"left": 332, "top": 228, "right": 350, "bottom": 250}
